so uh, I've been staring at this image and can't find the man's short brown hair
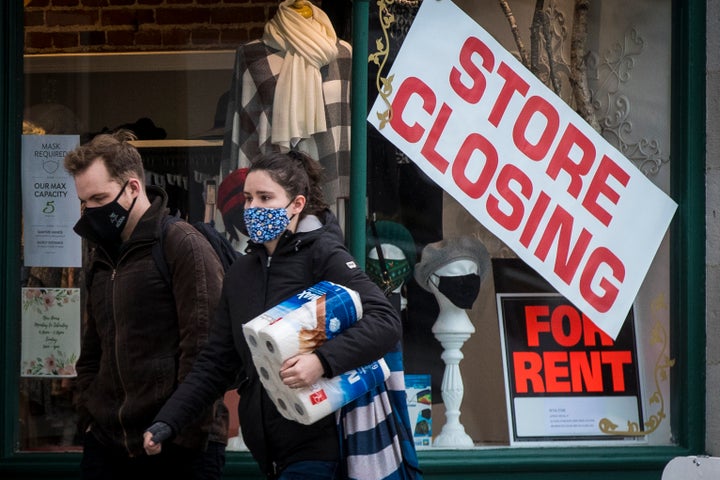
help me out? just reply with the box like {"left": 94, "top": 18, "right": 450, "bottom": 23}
{"left": 64, "top": 129, "right": 145, "bottom": 185}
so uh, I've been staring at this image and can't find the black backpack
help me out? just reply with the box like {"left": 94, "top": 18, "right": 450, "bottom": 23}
{"left": 153, "top": 215, "right": 239, "bottom": 287}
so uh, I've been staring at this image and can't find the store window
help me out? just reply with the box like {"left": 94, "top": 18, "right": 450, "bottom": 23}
{"left": 17, "top": 0, "right": 677, "bottom": 460}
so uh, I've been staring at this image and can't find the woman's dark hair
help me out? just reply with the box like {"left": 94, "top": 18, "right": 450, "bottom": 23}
{"left": 248, "top": 150, "right": 328, "bottom": 217}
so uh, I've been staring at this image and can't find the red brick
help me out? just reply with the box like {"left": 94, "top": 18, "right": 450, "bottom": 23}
{"left": 196, "top": 0, "right": 223, "bottom": 5}
{"left": 192, "top": 27, "right": 220, "bottom": 45}
{"left": 79, "top": 30, "right": 107, "bottom": 46}
{"left": 107, "top": 0, "right": 136, "bottom": 5}
{"left": 137, "top": 0, "right": 162, "bottom": 5}
{"left": 46, "top": 10, "right": 98, "bottom": 27}
{"left": 156, "top": 7, "right": 211, "bottom": 25}
{"left": 26, "top": 0, "right": 51, "bottom": 6}
{"left": 24, "top": 11, "right": 45, "bottom": 27}
{"left": 135, "top": 28, "right": 162, "bottom": 45}
{"left": 52, "top": 0, "right": 80, "bottom": 6}
{"left": 106, "top": 29, "right": 136, "bottom": 46}
{"left": 166, "top": 0, "right": 193, "bottom": 4}
{"left": 52, "top": 31, "right": 79, "bottom": 48}
{"left": 162, "top": 28, "right": 191, "bottom": 46}
{"left": 25, "top": 32, "right": 54, "bottom": 49}
{"left": 82, "top": 0, "right": 109, "bottom": 6}
{"left": 101, "top": 8, "right": 144, "bottom": 26}
{"left": 211, "top": 6, "right": 267, "bottom": 24}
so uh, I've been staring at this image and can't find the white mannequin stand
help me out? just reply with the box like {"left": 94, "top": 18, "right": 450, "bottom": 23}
{"left": 428, "top": 259, "right": 477, "bottom": 448}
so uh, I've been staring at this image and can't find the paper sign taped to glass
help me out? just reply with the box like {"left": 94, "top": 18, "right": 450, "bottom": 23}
{"left": 242, "top": 281, "right": 390, "bottom": 425}
{"left": 367, "top": 0, "right": 677, "bottom": 340}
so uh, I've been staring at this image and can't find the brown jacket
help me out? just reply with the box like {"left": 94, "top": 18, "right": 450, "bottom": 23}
{"left": 75, "top": 187, "right": 227, "bottom": 456}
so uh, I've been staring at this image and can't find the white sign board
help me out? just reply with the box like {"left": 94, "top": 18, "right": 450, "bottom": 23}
{"left": 21, "top": 135, "right": 82, "bottom": 267}
{"left": 367, "top": 0, "right": 677, "bottom": 339}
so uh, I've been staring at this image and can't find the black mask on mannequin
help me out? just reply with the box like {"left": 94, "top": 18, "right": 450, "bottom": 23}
{"left": 73, "top": 181, "right": 137, "bottom": 247}
{"left": 432, "top": 273, "right": 481, "bottom": 310}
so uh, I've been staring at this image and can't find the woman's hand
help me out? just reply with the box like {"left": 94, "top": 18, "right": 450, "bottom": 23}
{"left": 280, "top": 353, "right": 324, "bottom": 389}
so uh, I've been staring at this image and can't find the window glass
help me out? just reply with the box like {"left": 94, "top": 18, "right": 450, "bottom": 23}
{"left": 19, "top": 0, "right": 674, "bottom": 453}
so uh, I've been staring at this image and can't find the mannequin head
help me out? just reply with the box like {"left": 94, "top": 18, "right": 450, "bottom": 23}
{"left": 415, "top": 236, "right": 490, "bottom": 311}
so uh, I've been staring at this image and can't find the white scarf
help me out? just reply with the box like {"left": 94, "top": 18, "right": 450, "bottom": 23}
{"left": 263, "top": 1, "right": 339, "bottom": 148}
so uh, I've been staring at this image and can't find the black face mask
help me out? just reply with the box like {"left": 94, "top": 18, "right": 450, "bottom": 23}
{"left": 73, "top": 181, "right": 137, "bottom": 246}
{"left": 432, "top": 273, "right": 481, "bottom": 310}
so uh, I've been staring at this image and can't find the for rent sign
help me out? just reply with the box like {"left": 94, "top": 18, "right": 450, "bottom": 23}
{"left": 367, "top": 0, "right": 677, "bottom": 339}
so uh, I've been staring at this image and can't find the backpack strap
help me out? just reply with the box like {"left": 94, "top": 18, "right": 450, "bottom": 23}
{"left": 153, "top": 214, "right": 182, "bottom": 289}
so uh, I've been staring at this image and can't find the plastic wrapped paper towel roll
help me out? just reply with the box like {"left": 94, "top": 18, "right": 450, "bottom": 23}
{"left": 242, "top": 281, "right": 362, "bottom": 360}
{"left": 253, "top": 354, "right": 282, "bottom": 392}
{"left": 283, "top": 358, "right": 391, "bottom": 425}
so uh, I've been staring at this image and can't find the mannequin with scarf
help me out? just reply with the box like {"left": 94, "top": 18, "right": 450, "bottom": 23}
{"left": 414, "top": 236, "right": 490, "bottom": 448}
{"left": 220, "top": 0, "right": 352, "bottom": 214}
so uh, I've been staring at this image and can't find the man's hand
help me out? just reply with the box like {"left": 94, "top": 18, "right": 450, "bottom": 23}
{"left": 143, "top": 422, "right": 173, "bottom": 455}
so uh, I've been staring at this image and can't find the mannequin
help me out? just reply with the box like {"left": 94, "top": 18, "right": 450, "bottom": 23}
{"left": 367, "top": 243, "right": 409, "bottom": 312}
{"left": 414, "top": 236, "right": 490, "bottom": 448}
{"left": 220, "top": 0, "right": 352, "bottom": 212}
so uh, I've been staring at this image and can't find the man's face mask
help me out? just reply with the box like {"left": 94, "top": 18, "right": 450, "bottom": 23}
{"left": 243, "top": 201, "right": 294, "bottom": 244}
{"left": 432, "top": 273, "right": 481, "bottom": 310}
{"left": 73, "top": 181, "right": 136, "bottom": 246}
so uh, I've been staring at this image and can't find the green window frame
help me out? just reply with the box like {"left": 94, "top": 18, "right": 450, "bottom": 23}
{"left": 0, "top": 0, "right": 705, "bottom": 478}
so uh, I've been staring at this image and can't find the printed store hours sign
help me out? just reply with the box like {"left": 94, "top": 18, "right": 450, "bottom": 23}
{"left": 367, "top": 0, "right": 677, "bottom": 339}
{"left": 21, "top": 288, "right": 81, "bottom": 378}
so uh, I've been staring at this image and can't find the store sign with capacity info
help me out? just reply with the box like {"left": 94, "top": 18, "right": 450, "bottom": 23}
{"left": 367, "top": 0, "right": 677, "bottom": 340}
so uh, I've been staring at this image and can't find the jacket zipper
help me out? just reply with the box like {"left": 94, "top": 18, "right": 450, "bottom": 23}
{"left": 110, "top": 242, "right": 154, "bottom": 456}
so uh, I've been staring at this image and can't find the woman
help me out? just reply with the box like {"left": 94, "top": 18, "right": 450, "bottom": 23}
{"left": 144, "top": 151, "right": 414, "bottom": 480}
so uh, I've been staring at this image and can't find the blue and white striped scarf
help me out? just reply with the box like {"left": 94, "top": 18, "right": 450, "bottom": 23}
{"left": 337, "top": 345, "right": 423, "bottom": 480}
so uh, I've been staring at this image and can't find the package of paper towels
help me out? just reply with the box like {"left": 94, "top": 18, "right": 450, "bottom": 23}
{"left": 272, "top": 359, "right": 391, "bottom": 425}
{"left": 243, "top": 281, "right": 363, "bottom": 362}
{"left": 242, "top": 281, "right": 390, "bottom": 424}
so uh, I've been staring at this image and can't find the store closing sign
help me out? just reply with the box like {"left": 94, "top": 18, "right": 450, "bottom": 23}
{"left": 367, "top": 0, "right": 677, "bottom": 339}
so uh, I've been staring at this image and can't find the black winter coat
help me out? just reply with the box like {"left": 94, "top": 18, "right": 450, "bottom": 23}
{"left": 75, "top": 187, "right": 226, "bottom": 456}
{"left": 154, "top": 211, "right": 401, "bottom": 475}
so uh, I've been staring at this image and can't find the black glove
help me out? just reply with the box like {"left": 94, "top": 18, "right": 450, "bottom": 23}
{"left": 145, "top": 421, "right": 174, "bottom": 444}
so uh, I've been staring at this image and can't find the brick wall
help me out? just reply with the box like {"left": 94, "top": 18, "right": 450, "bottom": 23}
{"left": 23, "top": 0, "right": 285, "bottom": 53}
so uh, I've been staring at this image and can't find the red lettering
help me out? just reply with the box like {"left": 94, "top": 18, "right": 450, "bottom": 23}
{"left": 513, "top": 351, "right": 544, "bottom": 393}
{"left": 570, "top": 351, "right": 604, "bottom": 392}
{"left": 602, "top": 350, "right": 632, "bottom": 391}
{"left": 534, "top": 205, "right": 593, "bottom": 285}
{"left": 488, "top": 62, "right": 530, "bottom": 127}
{"left": 487, "top": 164, "right": 533, "bottom": 231}
{"left": 513, "top": 96, "right": 560, "bottom": 161}
{"left": 582, "top": 314, "right": 614, "bottom": 347}
{"left": 579, "top": 247, "right": 625, "bottom": 313}
{"left": 390, "top": 76, "right": 436, "bottom": 143}
{"left": 543, "top": 351, "right": 571, "bottom": 393}
{"left": 449, "top": 36, "right": 495, "bottom": 104}
{"left": 524, "top": 305, "right": 550, "bottom": 347}
{"left": 519, "top": 191, "right": 551, "bottom": 248}
{"left": 420, "top": 103, "right": 453, "bottom": 173}
{"left": 581, "top": 154, "right": 631, "bottom": 226}
{"left": 547, "top": 123, "right": 596, "bottom": 198}
{"left": 451, "top": 132, "right": 499, "bottom": 199}
{"left": 550, "top": 305, "right": 582, "bottom": 347}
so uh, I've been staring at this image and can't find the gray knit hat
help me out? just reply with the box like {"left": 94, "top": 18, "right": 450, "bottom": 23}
{"left": 414, "top": 236, "right": 491, "bottom": 291}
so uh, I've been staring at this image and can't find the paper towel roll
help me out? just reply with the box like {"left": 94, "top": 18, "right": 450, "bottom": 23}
{"left": 253, "top": 354, "right": 283, "bottom": 392}
{"left": 243, "top": 315, "right": 273, "bottom": 353}
{"left": 280, "top": 358, "right": 391, "bottom": 425}
{"left": 258, "top": 283, "right": 364, "bottom": 363}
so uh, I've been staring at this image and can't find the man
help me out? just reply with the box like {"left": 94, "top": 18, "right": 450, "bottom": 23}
{"left": 65, "top": 130, "right": 227, "bottom": 479}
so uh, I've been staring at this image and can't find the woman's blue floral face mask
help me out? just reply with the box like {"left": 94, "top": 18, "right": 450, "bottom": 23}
{"left": 243, "top": 202, "right": 292, "bottom": 244}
